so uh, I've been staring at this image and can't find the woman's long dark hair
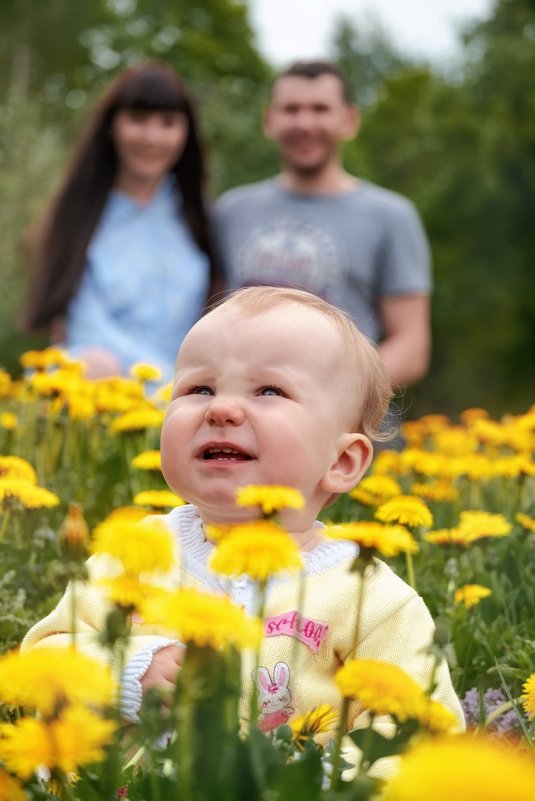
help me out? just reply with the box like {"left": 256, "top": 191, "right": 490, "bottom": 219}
{"left": 23, "top": 61, "right": 216, "bottom": 331}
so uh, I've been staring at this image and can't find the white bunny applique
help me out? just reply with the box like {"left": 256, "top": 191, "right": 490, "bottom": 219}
{"left": 253, "top": 661, "right": 294, "bottom": 732}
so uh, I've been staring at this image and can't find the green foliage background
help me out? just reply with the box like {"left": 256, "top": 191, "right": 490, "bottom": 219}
{"left": 0, "top": 0, "right": 533, "bottom": 418}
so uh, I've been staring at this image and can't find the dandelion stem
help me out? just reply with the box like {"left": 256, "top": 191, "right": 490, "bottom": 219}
{"left": 249, "top": 579, "right": 267, "bottom": 729}
{"left": 484, "top": 699, "right": 515, "bottom": 728}
{"left": 69, "top": 580, "right": 77, "bottom": 648}
{"left": 350, "top": 563, "right": 368, "bottom": 659}
{"left": 330, "top": 697, "right": 350, "bottom": 790}
{"left": 0, "top": 509, "right": 10, "bottom": 542}
{"left": 405, "top": 551, "right": 416, "bottom": 589}
{"left": 331, "top": 561, "right": 370, "bottom": 790}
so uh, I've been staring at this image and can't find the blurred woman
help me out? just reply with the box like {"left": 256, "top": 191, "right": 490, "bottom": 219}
{"left": 23, "top": 61, "right": 222, "bottom": 381}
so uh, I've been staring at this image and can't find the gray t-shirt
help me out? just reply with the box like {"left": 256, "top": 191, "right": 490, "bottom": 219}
{"left": 214, "top": 178, "right": 431, "bottom": 341}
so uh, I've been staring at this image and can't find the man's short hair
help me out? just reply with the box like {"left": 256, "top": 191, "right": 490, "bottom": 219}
{"left": 272, "top": 60, "right": 353, "bottom": 103}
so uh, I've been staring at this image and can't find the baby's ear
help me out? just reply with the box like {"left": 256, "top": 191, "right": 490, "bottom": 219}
{"left": 320, "top": 433, "right": 373, "bottom": 495}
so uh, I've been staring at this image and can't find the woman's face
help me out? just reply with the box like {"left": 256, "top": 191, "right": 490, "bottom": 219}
{"left": 112, "top": 107, "right": 189, "bottom": 186}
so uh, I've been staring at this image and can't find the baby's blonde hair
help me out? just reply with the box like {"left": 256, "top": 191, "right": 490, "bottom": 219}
{"left": 213, "top": 286, "right": 394, "bottom": 442}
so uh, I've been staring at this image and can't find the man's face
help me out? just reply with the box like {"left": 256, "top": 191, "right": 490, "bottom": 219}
{"left": 264, "top": 75, "right": 358, "bottom": 175}
{"left": 161, "top": 303, "right": 364, "bottom": 527}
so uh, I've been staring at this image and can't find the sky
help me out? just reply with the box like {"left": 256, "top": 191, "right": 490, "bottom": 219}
{"left": 248, "top": 0, "right": 494, "bottom": 66}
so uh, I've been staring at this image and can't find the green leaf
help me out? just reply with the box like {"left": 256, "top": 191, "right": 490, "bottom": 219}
{"left": 348, "top": 726, "right": 410, "bottom": 766}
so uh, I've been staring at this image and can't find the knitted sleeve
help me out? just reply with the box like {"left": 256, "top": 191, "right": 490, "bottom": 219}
{"left": 20, "top": 554, "right": 177, "bottom": 681}
{"left": 329, "top": 560, "right": 464, "bottom": 780}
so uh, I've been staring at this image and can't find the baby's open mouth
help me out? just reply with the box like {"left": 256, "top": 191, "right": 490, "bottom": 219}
{"left": 202, "top": 447, "right": 252, "bottom": 461}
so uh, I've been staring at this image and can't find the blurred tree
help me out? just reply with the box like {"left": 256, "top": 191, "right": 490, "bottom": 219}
{"left": 331, "top": 13, "right": 413, "bottom": 107}
{"left": 0, "top": 0, "right": 105, "bottom": 101}
{"left": 0, "top": 0, "right": 268, "bottom": 103}
{"left": 0, "top": 98, "right": 66, "bottom": 374}
{"left": 331, "top": 1, "right": 535, "bottom": 418}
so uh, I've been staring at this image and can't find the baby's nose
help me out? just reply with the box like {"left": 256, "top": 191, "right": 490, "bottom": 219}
{"left": 205, "top": 395, "right": 245, "bottom": 426}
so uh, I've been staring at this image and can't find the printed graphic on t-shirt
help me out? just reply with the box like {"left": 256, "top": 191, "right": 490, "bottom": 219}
{"left": 264, "top": 611, "right": 329, "bottom": 654}
{"left": 253, "top": 662, "right": 294, "bottom": 733}
{"left": 233, "top": 217, "right": 345, "bottom": 302}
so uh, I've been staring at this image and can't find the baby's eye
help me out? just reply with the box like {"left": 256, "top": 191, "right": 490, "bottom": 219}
{"left": 259, "top": 386, "right": 284, "bottom": 397}
{"left": 191, "top": 386, "right": 213, "bottom": 396}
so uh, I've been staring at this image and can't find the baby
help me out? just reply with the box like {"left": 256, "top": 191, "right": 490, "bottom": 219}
{"left": 23, "top": 287, "right": 464, "bottom": 770}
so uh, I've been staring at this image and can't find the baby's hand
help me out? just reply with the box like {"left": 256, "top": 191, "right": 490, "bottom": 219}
{"left": 140, "top": 644, "right": 184, "bottom": 701}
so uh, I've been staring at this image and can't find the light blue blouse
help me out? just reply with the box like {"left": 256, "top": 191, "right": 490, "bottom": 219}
{"left": 65, "top": 178, "right": 210, "bottom": 382}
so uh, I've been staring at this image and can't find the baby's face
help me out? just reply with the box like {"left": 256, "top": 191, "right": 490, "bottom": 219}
{"left": 161, "top": 303, "right": 360, "bottom": 526}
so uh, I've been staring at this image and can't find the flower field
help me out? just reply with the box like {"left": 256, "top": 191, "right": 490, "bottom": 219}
{"left": 0, "top": 348, "right": 534, "bottom": 800}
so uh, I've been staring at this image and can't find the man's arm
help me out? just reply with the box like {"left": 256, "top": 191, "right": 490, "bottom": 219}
{"left": 378, "top": 293, "right": 431, "bottom": 388}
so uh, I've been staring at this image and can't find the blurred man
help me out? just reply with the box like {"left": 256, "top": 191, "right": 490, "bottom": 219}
{"left": 214, "top": 60, "right": 431, "bottom": 388}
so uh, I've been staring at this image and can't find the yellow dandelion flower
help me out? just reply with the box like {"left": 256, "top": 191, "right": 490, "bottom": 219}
{"left": 411, "top": 480, "right": 459, "bottom": 503}
{"left": 29, "top": 369, "right": 83, "bottom": 398}
{"left": 514, "top": 407, "right": 535, "bottom": 430}
{"left": 329, "top": 521, "right": 418, "bottom": 557}
{"left": 0, "top": 370, "right": 14, "bottom": 399}
{"left": 0, "top": 717, "right": 52, "bottom": 780}
{"left": 471, "top": 418, "right": 510, "bottom": 447}
{"left": 522, "top": 673, "right": 535, "bottom": 718}
{"left": 455, "top": 453, "right": 494, "bottom": 481}
{"left": 516, "top": 512, "right": 535, "bottom": 533}
{"left": 19, "top": 349, "right": 56, "bottom": 371}
{"left": 204, "top": 523, "right": 234, "bottom": 542}
{"left": 110, "top": 406, "right": 164, "bottom": 432}
{"left": 0, "top": 648, "right": 115, "bottom": 715}
{"left": 401, "top": 420, "right": 426, "bottom": 448}
{"left": 517, "top": 457, "right": 535, "bottom": 477}
{"left": 131, "top": 450, "right": 162, "bottom": 471}
{"left": 100, "top": 506, "right": 149, "bottom": 525}
{"left": 0, "top": 707, "right": 116, "bottom": 780}
{"left": 133, "top": 490, "right": 184, "bottom": 509}
{"left": 94, "top": 387, "right": 135, "bottom": 414}
{"left": 418, "top": 413, "right": 451, "bottom": 433}
{"left": 289, "top": 704, "right": 339, "bottom": 750}
{"left": 401, "top": 449, "right": 454, "bottom": 479}
{"left": 66, "top": 394, "right": 95, "bottom": 421}
{"left": 236, "top": 484, "right": 305, "bottom": 515}
{"left": 498, "top": 419, "right": 534, "bottom": 452}
{"left": 349, "top": 475, "right": 402, "bottom": 506}
{"left": 335, "top": 659, "right": 426, "bottom": 722}
{"left": 59, "top": 504, "right": 89, "bottom": 556}
{"left": 0, "top": 479, "right": 60, "bottom": 509}
{"left": 49, "top": 705, "right": 117, "bottom": 773}
{"left": 371, "top": 450, "right": 403, "bottom": 475}
{"left": 130, "top": 362, "right": 163, "bottom": 383}
{"left": 0, "top": 768, "right": 25, "bottom": 801}
{"left": 0, "top": 412, "right": 17, "bottom": 431}
{"left": 459, "top": 407, "right": 489, "bottom": 425}
{"left": 375, "top": 495, "right": 433, "bottom": 528}
{"left": 419, "top": 698, "right": 460, "bottom": 733}
{"left": 97, "top": 575, "right": 167, "bottom": 610}
{"left": 153, "top": 382, "right": 173, "bottom": 405}
{"left": 454, "top": 584, "right": 492, "bottom": 609}
{"left": 91, "top": 517, "right": 176, "bottom": 575}
{"left": 41, "top": 347, "right": 70, "bottom": 368}
{"left": 103, "top": 376, "right": 145, "bottom": 399}
{"left": 57, "top": 355, "right": 85, "bottom": 374}
{"left": 383, "top": 734, "right": 535, "bottom": 801}
{"left": 490, "top": 456, "right": 526, "bottom": 479}
{"left": 433, "top": 427, "right": 478, "bottom": 456}
{"left": 424, "top": 528, "right": 472, "bottom": 547}
{"left": 209, "top": 520, "right": 303, "bottom": 580}
{"left": 0, "top": 456, "right": 36, "bottom": 484}
{"left": 458, "top": 511, "right": 512, "bottom": 542}
{"left": 141, "top": 587, "right": 261, "bottom": 651}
